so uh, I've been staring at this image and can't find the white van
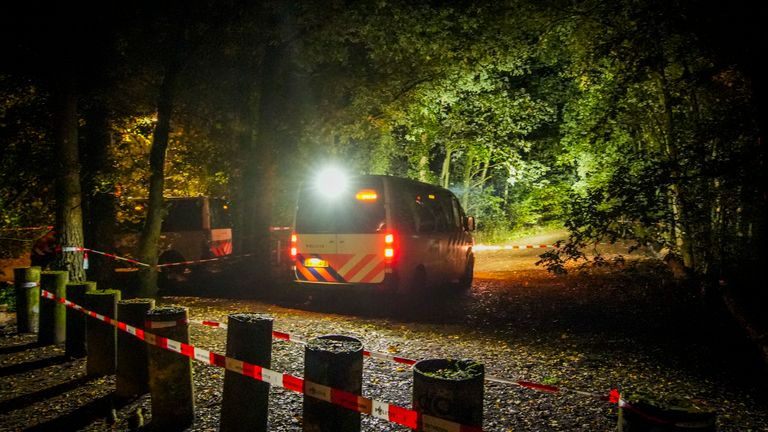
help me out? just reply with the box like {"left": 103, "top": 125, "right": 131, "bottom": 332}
{"left": 290, "top": 174, "right": 475, "bottom": 293}
{"left": 114, "top": 196, "right": 233, "bottom": 272}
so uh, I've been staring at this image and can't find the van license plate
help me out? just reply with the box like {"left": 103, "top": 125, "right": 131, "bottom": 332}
{"left": 304, "top": 258, "right": 328, "bottom": 268}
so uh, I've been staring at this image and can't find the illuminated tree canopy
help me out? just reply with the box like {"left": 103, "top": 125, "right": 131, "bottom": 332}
{"left": 0, "top": 0, "right": 763, "bottom": 303}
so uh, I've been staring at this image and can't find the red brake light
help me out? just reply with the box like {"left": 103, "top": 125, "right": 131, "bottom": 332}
{"left": 290, "top": 233, "right": 297, "bottom": 257}
{"left": 384, "top": 232, "right": 396, "bottom": 263}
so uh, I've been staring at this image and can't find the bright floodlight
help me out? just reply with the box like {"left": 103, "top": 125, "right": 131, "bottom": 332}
{"left": 315, "top": 167, "right": 348, "bottom": 198}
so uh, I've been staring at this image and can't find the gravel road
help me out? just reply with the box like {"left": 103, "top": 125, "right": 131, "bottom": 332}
{"left": 1, "top": 233, "right": 767, "bottom": 431}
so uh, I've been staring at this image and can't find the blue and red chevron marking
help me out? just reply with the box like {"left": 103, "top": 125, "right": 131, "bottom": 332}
{"left": 295, "top": 254, "right": 346, "bottom": 282}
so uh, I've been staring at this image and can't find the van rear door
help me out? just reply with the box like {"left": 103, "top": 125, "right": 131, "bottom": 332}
{"left": 294, "top": 177, "right": 386, "bottom": 284}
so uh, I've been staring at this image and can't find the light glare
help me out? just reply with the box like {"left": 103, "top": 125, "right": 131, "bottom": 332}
{"left": 316, "top": 167, "right": 348, "bottom": 198}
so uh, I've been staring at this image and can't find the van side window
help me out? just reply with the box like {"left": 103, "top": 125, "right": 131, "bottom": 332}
{"left": 450, "top": 198, "right": 463, "bottom": 230}
{"left": 414, "top": 194, "right": 436, "bottom": 233}
{"left": 392, "top": 188, "right": 416, "bottom": 233}
{"left": 439, "top": 196, "right": 459, "bottom": 230}
{"left": 428, "top": 197, "right": 448, "bottom": 232}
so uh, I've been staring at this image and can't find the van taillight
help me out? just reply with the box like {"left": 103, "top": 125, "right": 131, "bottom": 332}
{"left": 384, "top": 232, "right": 395, "bottom": 263}
{"left": 290, "top": 233, "right": 297, "bottom": 258}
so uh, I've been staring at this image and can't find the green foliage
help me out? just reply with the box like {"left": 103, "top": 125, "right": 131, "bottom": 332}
{"left": 0, "top": 0, "right": 762, "bottom": 294}
{"left": 0, "top": 76, "right": 54, "bottom": 258}
{"left": 422, "top": 360, "right": 483, "bottom": 380}
{"left": 0, "top": 282, "right": 14, "bottom": 311}
{"left": 536, "top": 0, "right": 763, "bottom": 281}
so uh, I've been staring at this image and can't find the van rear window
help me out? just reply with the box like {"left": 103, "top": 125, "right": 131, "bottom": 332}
{"left": 295, "top": 178, "right": 386, "bottom": 234}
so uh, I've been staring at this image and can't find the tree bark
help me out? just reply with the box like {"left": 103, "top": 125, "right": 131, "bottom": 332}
{"left": 53, "top": 73, "right": 85, "bottom": 282}
{"left": 137, "top": 60, "right": 180, "bottom": 298}
{"left": 462, "top": 150, "right": 474, "bottom": 210}
{"left": 237, "top": 42, "right": 283, "bottom": 278}
{"left": 82, "top": 104, "right": 117, "bottom": 285}
{"left": 654, "top": 64, "right": 695, "bottom": 270}
{"left": 440, "top": 147, "right": 452, "bottom": 188}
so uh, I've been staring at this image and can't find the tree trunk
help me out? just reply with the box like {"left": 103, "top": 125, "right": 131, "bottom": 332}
{"left": 137, "top": 61, "right": 179, "bottom": 298}
{"left": 418, "top": 155, "right": 429, "bottom": 182}
{"left": 654, "top": 65, "right": 695, "bottom": 270}
{"left": 53, "top": 74, "right": 85, "bottom": 282}
{"left": 82, "top": 104, "right": 117, "bottom": 285}
{"left": 440, "top": 147, "right": 452, "bottom": 188}
{"left": 476, "top": 151, "right": 491, "bottom": 191}
{"left": 462, "top": 150, "right": 474, "bottom": 210}
{"left": 238, "top": 42, "right": 283, "bottom": 278}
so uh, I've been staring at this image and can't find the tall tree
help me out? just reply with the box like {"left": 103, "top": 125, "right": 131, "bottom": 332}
{"left": 51, "top": 70, "right": 85, "bottom": 281}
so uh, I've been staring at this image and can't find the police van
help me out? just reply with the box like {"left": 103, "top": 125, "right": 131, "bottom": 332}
{"left": 290, "top": 173, "right": 475, "bottom": 293}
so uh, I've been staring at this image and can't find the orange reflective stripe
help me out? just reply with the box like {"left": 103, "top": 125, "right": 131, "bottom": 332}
{"left": 358, "top": 261, "right": 385, "bottom": 283}
{"left": 342, "top": 254, "right": 376, "bottom": 281}
{"left": 297, "top": 265, "right": 318, "bottom": 281}
{"left": 314, "top": 268, "right": 336, "bottom": 282}
{"left": 329, "top": 254, "right": 355, "bottom": 272}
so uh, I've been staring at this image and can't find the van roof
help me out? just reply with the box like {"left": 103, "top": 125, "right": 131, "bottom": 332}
{"left": 348, "top": 174, "right": 454, "bottom": 193}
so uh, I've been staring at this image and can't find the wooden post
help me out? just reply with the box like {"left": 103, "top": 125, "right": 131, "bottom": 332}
{"left": 84, "top": 289, "right": 121, "bottom": 377}
{"left": 14, "top": 266, "right": 41, "bottom": 333}
{"left": 116, "top": 298, "right": 155, "bottom": 400}
{"left": 38, "top": 270, "right": 69, "bottom": 345}
{"left": 65, "top": 281, "right": 97, "bottom": 358}
{"left": 220, "top": 313, "right": 274, "bottom": 432}
{"left": 146, "top": 306, "right": 194, "bottom": 431}
{"left": 618, "top": 393, "right": 717, "bottom": 431}
{"left": 412, "top": 358, "right": 484, "bottom": 431}
{"left": 303, "top": 335, "right": 363, "bottom": 432}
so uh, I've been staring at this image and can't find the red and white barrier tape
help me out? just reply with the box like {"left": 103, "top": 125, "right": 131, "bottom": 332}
{"left": 0, "top": 225, "right": 53, "bottom": 232}
{"left": 60, "top": 246, "right": 236, "bottom": 269}
{"left": 40, "top": 290, "right": 482, "bottom": 432}
{"left": 61, "top": 246, "right": 149, "bottom": 267}
{"left": 146, "top": 318, "right": 190, "bottom": 329}
{"left": 0, "top": 226, "right": 53, "bottom": 242}
{"left": 189, "top": 320, "right": 618, "bottom": 402}
{"left": 474, "top": 244, "right": 558, "bottom": 251}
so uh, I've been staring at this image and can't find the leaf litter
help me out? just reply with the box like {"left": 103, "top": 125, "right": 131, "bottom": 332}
{"left": 0, "top": 249, "right": 767, "bottom": 430}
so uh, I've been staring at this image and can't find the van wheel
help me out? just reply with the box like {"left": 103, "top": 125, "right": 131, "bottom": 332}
{"left": 391, "top": 267, "right": 427, "bottom": 317}
{"left": 409, "top": 267, "right": 427, "bottom": 295}
{"left": 457, "top": 255, "right": 474, "bottom": 291}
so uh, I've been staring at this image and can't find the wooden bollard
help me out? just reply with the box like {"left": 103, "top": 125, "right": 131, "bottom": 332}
{"left": 38, "top": 271, "right": 69, "bottom": 345}
{"left": 14, "top": 266, "right": 41, "bottom": 333}
{"left": 116, "top": 298, "right": 155, "bottom": 400}
{"left": 65, "top": 281, "right": 97, "bottom": 358}
{"left": 147, "top": 306, "right": 194, "bottom": 431}
{"left": 412, "top": 358, "right": 484, "bottom": 431}
{"left": 618, "top": 392, "right": 716, "bottom": 431}
{"left": 303, "top": 335, "right": 363, "bottom": 432}
{"left": 220, "top": 313, "right": 274, "bottom": 432}
{"left": 84, "top": 289, "right": 121, "bottom": 377}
